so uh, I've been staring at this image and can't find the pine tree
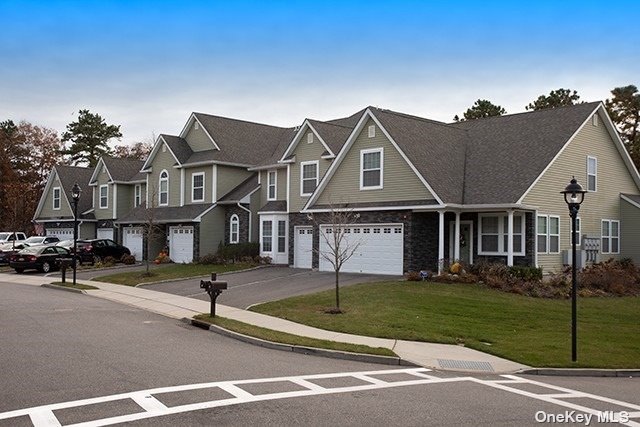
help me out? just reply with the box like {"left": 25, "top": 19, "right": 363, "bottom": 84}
{"left": 606, "top": 85, "right": 640, "bottom": 169}
{"left": 62, "top": 109, "right": 122, "bottom": 166}
{"left": 526, "top": 88, "right": 582, "bottom": 111}
{"left": 454, "top": 99, "right": 506, "bottom": 121}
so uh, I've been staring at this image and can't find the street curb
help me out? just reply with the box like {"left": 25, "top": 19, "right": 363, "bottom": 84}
{"left": 41, "top": 283, "right": 87, "bottom": 294}
{"left": 134, "top": 264, "right": 272, "bottom": 287}
{"left": 182, "top": 317, "right": 417, "bottom": 367}
{"left": 520, "top": 368, "right": 639, "bottom": 377}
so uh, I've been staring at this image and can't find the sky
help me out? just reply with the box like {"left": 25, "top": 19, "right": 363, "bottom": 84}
{"left": 1, "top": 0, "right": 638, "bottom": 146}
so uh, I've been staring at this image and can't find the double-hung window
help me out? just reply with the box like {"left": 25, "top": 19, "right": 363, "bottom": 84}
{"left": 99, "top": 185, "right": 109, "bottom": 209}
{"left": 267, "top": 170, "right": 277, "bottom": 200}
{"left": 159, "top": 171, "right": 169, "bottom": 206}
{"left": 229, "top": 214, "right": 239, "bottom": 244}
{"left": 192, "top": 172, "right": 205, "bottom": 202}
{"left": 300, "top": 161, "right": 318, "bottom": 196}
{"left": 134, "top": 184, "right": 141, "bottom": 207}
{"left": 587, "top": 156, "right": 597, "bottom": 192}
{"left": 52, "top": 187, "right": 61, "bottom": 210}
{"left": 537, "top": 215, "right": 560, "bottom": 254}
{"left": 262, "top": 220, "right": 272, "bottom": 252}
{"left": 601, "top": 219, "right": 620, "bottom": 254}
{"left": 479, "top": 213, "right": 525, "bottom": 255}
{"left": 360, "top": 148, "right": 383, "bottom": 190}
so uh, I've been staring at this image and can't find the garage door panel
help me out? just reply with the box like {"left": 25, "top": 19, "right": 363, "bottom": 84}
{"left": 97, "top": 228, "right": 114, "bottom": 240}
{"left": 294, "top": 227, "right": 313, "bottom": 269}
{"left": 170, "top": 227, "right": 193, "bottom": 263}
{"left": 123, "top": 228, "right": 143, "bottom": 261}
{"left": 47, "top": 228, "right": 74, "bottom": 240}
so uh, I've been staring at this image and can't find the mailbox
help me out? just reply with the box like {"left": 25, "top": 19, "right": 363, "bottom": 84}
{"left": 200, "top": 276, "right": 228, "bottom": 317}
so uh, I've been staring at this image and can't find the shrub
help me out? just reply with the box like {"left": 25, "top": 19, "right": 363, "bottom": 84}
{"left": 508, "top": 266, "right": 543, "bottom": 281}
{"left": 577, "top": 258, "right": 640, "bottom": 296}
{"left": 102, "top": 256, "right": 116, "bottom": 267}
{"left": 121, "top": 254, "right": 136, "bottom": 265}
{"left": 197, "top": 253, "right": 224, "bottom": 265}
{"left": 405, "top": 271, "right": 422, "bottom": 281}
{"left": 216, "top": 242, "right": 260, "bottom": 263}
{"left": 155, "top": 250, "right": 170, "bottom": 264}
{"left": 259, "top": 255, "right": 272, "bottom": 265}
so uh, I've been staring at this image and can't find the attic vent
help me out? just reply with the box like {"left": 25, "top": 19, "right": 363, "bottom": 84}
{"left": 195, "top": 121, "right": 200, "bottom": 130}
{"left": 307, "top": 133, "right": 313, "bottom": 144}
{"left": 102, "top": 166, "right": 106, "bottom": 174}
{"left": 592, "top": 114, "right": 598, "bottom": 127}
{"left": 162, "top": 144, "right": 167, "bottom": 153}
{"left": 368, "top": 125, "right": 375, "bottom": 138}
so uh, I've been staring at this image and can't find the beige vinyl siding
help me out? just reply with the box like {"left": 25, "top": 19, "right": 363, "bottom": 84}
{"left": 289, "top": 130, "right": 332, "bottom": 212}
{"left": 199, "top": 207, "right": 225, "bottom": 256}
{"left": 620, "top": 199, "right": 640, "bottom": 264}
{"left": 522, "top": 109, "right": 640, "bottom": 272}
{"left": 184, "top": 167, "right": 212, "bottom": 204}
{"left": 184, "top": 120, "right": 215, "bottom": 152}
{"left": 94, "top": 169, "right": 112, "bottom": 219}
{"left": 315, "top": 119, "right": 435, "bottom": 206}
{"left": 259, "top": 168, "right": 287, "bottom": 209}
{"left": 39, "top": 173, "right": 73, "bottom": 218}
{"left": 116, "top": 185, "right": 133, "bottom": 218}
{"left": 216, "top": 165, "right": 252, "bottom": 200}
{"left": 148, "top": 145, "right": 181, "bottom": 207}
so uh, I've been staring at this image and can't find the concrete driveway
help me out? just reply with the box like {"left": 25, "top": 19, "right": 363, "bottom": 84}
{"left": 140, "top": 266, "right": 398, "bottom": 309}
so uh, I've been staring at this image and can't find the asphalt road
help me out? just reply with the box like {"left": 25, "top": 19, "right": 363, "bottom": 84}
{"left": 2, "top": 281, "right": 639, "bottom": 426}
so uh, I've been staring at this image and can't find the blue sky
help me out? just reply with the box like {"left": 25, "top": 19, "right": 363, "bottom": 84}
{"left": 1, "top": 0, "right": 638, "bottom": 145}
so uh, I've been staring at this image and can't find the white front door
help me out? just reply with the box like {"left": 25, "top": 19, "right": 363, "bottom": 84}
{"left": 123, "top": 227, "right": 143, "bottom": 261}
{"left": 97, "top": 228, "right": 114, "bottom": 240}
{"left": 294, "top": 226, "right": 313, "bottom": 269}
{"left": 319, "top": 224, "right": 403, "bottom": 275}
{"left": 169, "top": 227, "right": 194, "bottom": 263}
{"left": 259, "top": 214, "right": 288, "bottom": 264}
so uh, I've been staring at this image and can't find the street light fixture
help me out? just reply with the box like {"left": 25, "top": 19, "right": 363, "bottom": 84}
{"left": 561, "top": 177, "right": 586, "bottom": 362}
{"left": 71, "top": 183, "right": 82, "bottom": 287}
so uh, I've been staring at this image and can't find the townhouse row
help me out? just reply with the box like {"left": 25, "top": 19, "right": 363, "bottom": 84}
{"left": 34, "top": 102, "right": 640, "bottom": 274}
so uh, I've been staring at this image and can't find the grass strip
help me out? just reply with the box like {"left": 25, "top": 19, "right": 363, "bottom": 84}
{"left": 93, "top": 263, "right": 256, "bottom": 286}
{"left": 50, "top": 281, "right": 99, "bottom": 290}
{"left": 194, "top": 314, "right": 396, "bottom": 357}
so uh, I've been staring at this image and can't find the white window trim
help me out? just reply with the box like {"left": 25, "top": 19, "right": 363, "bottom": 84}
{"left": 229, "top": 214, "right": 239, "bottom": 244}
{"left": 601, "top": 219, "right": 620, "bottom": 254}
{"left": 261, "top": 220, "right": 273, "bottom": 253}
{"left": 99, "top": 184, "right": 109, "bottom": 209}
{"left": 300, "top": 160, "right": 319, "bottom": 197}
{"left": 134, "top": 184, "right": 141, "bottom": 207}
{"left": 574, "top": 217, "right": 581, "bottom": 248}
{"left": 52, "top": 187, "right": 61, "bottom": 210}
{"left": 267, "top": 170, "right": 277, "bottom": 201}
{"left": 536, "top": 214, "right": 561, "bottom": 254}
{"left": 360, "top": 148, "right": 383, "bottom": 190}
{"left": 478, "top": 213, "right": 526, "bottom": 256}
{"left": 191, "top": 172, "right": 205, "bottom": 203}
{"left": 587, "top": 156, "right": 597, "bottom": 192}
{"left": 159, "top": 170, "right": 169, "bottom": 206}
{"left": 368, "top": 124, "right": 375, "bottom": 138}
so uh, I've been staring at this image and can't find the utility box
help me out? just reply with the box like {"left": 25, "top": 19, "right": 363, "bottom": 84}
{"left": 562, "top": 250, "right": 588, "bottom": 269}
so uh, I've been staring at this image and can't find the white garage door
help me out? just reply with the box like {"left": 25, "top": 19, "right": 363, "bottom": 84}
{"left": 123, "top": 228, "right": 143, "bottom": 261}
{"left": 319, "top": 224, "right": 403, "bottom": 275}
{"left": 97, "top": 228, "right": 114, "bottom": 240}
{"left": 170, "top": 227, "right": 194, "bottom": 263}
{"left": 47, "top": 228, "right": 74, "bottom": 240}
{"left": 294, "top": 226, "right": 313, "bottom": 268}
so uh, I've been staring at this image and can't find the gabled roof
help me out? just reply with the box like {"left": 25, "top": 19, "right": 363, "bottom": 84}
{"left": 217, "top": 173, "right": 259, "bottom": 204}
{"left": 90, "top": 156, "right": 145, "bottom": 184}
{"left": 621, "top": 193, "right": 640, "bottom": 208}
{"left": 141, "top": 134, "right": 192, "bottom": 171}
{"left": 34, "top": 165, "right": 95, "bottom": 220}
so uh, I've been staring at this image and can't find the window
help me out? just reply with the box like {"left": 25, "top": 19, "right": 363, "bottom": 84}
{"left": 134, "top": 184, "right": 141, "bottom": 207}
{"left": 267, "top": 170, "right": 277, "bottom": 201}
{"left": 307, "top": 133, "right": 313, "bottom": 144}
{"left": 99, "top": 185, "right": 109, "bottom": 209}
{"left": 587, "top": 156, "right": 597, "bottom": 192}
{"left": 300, "top": 161, "right": 318, "bottom": 196}
{"left": 229, "top": 214, "right": 239, "bottom": 244}
{"left": 368, "top": 125, "right": 375, "bottom": 138}
{"left": 159, "top": 170, "right": 169, "bottom": 206}
{"left": 601, "top": 219, "right": 620, "bottom": 254}
{"left": 537, "top": 215, "right": 560, "bottom": 254}
{"left": 52, "top": 187, "right": 61, "bottom": 210}
{"left": 192, "top": 172, "right": 205, "bottom": 202}
{"left": 277, "top": 220, "right": 286, "bottom": 253}
{"left": 262, "top": 221, "right": 272, "bottom": 252}
{"left": 360, "top": 148, "right": 383, "bottom": 190}
{"left": 479, "top": 213, "right": 526, "bottom": 255}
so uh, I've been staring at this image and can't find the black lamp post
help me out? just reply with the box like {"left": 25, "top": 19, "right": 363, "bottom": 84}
{"left": 561, "top": 177, "right": 586, "bottom": 362}
{"left": 71, "top": 183, "right": 82, "bottom": 286}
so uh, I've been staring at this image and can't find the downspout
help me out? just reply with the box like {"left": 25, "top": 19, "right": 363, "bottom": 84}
{"left": 237, "top": 202, "right": 252, "bottom": 242}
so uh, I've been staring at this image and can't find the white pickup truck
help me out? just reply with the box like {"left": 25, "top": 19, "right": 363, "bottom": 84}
{"left": 0, "top": 232, "right": 27, "bottom": 244}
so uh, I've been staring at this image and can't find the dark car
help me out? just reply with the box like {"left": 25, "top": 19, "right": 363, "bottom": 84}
{"left": 83, "top": 239, "right": 131, "bottom": 262}
{"left": 9, "top": 245, "right": 74, "bottom": 273}
{"left": 56, "top": 240, "right": 95, "bottom": 265}
{"left": 0, "top": 242, "right": 29, "bottom": 265}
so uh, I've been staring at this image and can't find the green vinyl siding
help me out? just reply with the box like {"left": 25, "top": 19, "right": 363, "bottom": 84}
{"left": 148, "top": 143, "right": 181, "bottom": 207}
{"left": 620, "top": 199, "right": 640, "bottom": 264}
{"left": 38, "top": 172, "right": 73, "bottom": 218}
{"left": 184, "top": 120, "right": 215, "bottom": 152}
{"left": 289, "top": 130, "right": 332, "bottom": 212}
{"left": 315, "top": 118, "right": 435, "bottom": 206}
{"left": 259, "top": 168, "right": 287, "bottom": 209}
{"left": 79, "top": 222, "right": 95, "bottom": 240}
{"left": 199, "top": 207, "right": 225, "bottom": 256}
{"left": 117, "top": 184, "right": 133, "bottom": 218}
{"left": 523, "top": 109, "right": 640, "bottom": 272}
{"left": 184, "top": 167, "right": 213, "bottom": 204}
{"left": 216, "top": 165, "right": 251, "bottom": 200}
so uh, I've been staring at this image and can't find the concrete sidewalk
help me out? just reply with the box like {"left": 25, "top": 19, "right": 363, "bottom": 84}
{"left": 1, "top": 273, "right": 528, "bottom": 374}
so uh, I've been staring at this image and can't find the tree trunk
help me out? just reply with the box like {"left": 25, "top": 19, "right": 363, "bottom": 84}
{"left": 335, "top": 268, "right": 340, "bottom": 311}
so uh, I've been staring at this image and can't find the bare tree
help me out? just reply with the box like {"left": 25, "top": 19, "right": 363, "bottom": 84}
{"left": 141, "top": 185, "right": 163, "bottom": 276}
{"left": 309, "top": 206, "right": 361, "bottom": 313}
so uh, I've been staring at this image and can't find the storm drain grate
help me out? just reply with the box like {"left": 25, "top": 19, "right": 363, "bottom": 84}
{"left": 437, "top": 359, "right": 494, "bottom": 372}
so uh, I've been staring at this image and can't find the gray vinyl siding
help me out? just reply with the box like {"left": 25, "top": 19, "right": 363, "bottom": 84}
{"left": 522, "top": 109, "right": 640, "bottom": 272}
{"left": 79, "top": 222, "right": 95, "bottom": 240}
{"left": 259, "top": 168, "right": 287, "bottom": 209}
{"left": 38, "top": 173, "right": 73, "bottom": 218}
{"left": 117, "top": 185, "right": 133, "bottom": 218}
{"left": 199, "top": 207, "right": 225, "bottom": 256}
{"left": 148, "top": 145, "right": 181, "bottom": 207}
{"left": 250, "top": 190, "right": 261, "bottom": 241}
{"left": 316, "top": 119, "right": 436, "bottom": 206}
{"left": 184, "top": 120, "right": 215, "bottom": 152}
{"left": 216, "top": 165, "right": 252, "bottom": 200}
{"left": 289, "top": 130, "right": 332, "bottom": 212}
{"left": 621, "top": 199, "right": 640, "bottom": 264}
{"left": 94, "top": 165, "right": 112, "bottom": 219}
{"left": 184, "top": 167, "right": 213, "bottom": 204}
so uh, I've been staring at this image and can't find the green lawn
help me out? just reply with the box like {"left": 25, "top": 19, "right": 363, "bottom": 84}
{"left": 94, "top": 263, "right": 256, "bottom": 286}
{"left": 250, "top": 281, "right": 640, "bottom": 368}
{"left": 194, "top": 314, "right": 396, "bottom": 357}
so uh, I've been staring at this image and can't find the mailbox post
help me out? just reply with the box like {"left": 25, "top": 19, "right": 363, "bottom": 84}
{"left": 200, "top": 273, "right": 227, "bottom": 317}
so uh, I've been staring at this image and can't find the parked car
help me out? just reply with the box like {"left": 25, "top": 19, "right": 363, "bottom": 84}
{"left": 0, "top": 232, "right": 26, "bottom": 244}
{"left": 55, "top": 240, "right": 95, "bottom": 265}
{"left": 9, "top": 245, "right": 74, "bottom": 273}
{"left": 21, "top": 236, "right": 60, "bottom": 246}
{"left": 0, "top": 242, "right": 29, "bottom": 265}
{"left": 79, "top": 239, "right": 131, "bottom": 262}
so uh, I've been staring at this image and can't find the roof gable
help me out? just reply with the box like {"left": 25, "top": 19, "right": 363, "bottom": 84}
{"left": 142, "top": 135, "right": 192, "bottom": 171}
{"left": 280, "top": 120, "right": 335, "bottom": 161}
{"left": 180, "top": 114, "right": 220, "bottom": 151}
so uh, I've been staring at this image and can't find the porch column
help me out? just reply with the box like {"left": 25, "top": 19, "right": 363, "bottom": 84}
{"left": 438, "top": 210, "right": 445, "bottom": 275}
{"left": 507, "top": 209, "right": 514, "bottom": 266}
{"left": 454, "top": 212, "right": 461, "bottom": 261}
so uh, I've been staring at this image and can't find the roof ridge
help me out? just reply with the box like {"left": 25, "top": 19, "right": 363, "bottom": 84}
{"left": 370, "top": 107, "right": 469, "bottom": 133}
{"left": 193, "top": 112, "right": 295, "bottom": 131}
{"left": 307, "top": 118, "right": 354, "bottom": 130}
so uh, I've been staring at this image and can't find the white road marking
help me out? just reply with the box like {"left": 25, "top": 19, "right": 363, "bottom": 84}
{"left": 1, "top": 368, "right": 638, "bottom": 427}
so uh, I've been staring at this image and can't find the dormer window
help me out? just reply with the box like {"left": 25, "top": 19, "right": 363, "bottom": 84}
{"left": 267, "top": 170, "right": 277, "bottom": 201}
{"left": 307, "top": 133, "right": 313, "bottom": 144}
{"left": 159, "top": 170, "right": 169, "bottom": 206}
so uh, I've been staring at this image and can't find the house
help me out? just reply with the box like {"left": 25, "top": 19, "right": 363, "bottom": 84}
{"left": 33, "top": 102, "right": 640, "bottom": 273}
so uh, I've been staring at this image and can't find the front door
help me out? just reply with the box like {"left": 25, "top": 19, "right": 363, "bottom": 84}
{"left": 259, "top": 214, "right": 288, "bottom": 264}
{"left": 449, "top": 221, "right": 473, "bottom": 265}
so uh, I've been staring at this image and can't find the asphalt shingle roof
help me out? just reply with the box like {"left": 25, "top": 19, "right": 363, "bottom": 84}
{"left": 115, "top": 203, "right": 214, "bottom": 223}
{"left": 160, "top": 135, "right": 193, "bottom": 164}
{"left": 55, "top": 165, "right": 94, "bottom": 214}
{"left": 218, "top": 174, "right": 259, "bottom": 203}
{"left": 102, "top": 156, "right": 145, "bottom": 182}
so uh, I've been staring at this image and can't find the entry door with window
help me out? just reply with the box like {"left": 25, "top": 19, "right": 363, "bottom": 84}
{"left": 259, "top": 214, "right": 288, "bottom": 264}
{"left": 449, "top": 221, "right": 473, "bottom": 265}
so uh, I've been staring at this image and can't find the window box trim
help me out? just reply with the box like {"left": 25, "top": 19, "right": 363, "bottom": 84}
{"left": 191, "top": 172, "right": 205, "bottom": 203}
{"left": 134, "top": 184, "right": 141, "bottom": 207}
{"left": 229, "top": 214, "right": 239, "bottom": 244}
{"left": 267, "top": 170, "right": 277, "bottom": 201}
{"left": 360, "top": 147, "right": 383, "bottom": 190}
{"left": 478, "top": 213, "right": 526, "bottom": 256}
{"left": 99, "top": 184, "right": 109, "bottom": 209}
{"left": 52, "top": 186, "right": 61, "bottom": 210}
{"left": 300, "top": 161, "right": 319, "bottom": 197}
{"left": 159, "top": 170, "right": 169, "bottom": 206}
{"left": 601, "top": 219, "right": 620, "bottom": 254}
{"left": 587, "top": 155, "right": 597, "bottom": 192}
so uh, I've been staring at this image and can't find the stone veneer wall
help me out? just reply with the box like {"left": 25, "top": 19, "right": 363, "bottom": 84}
{"left": 223, "top": 205, "right": 251, "bottom": 245}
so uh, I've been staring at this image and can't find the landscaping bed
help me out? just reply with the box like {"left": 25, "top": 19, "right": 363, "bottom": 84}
{"left": 93, "top": 263, "right": 256, "bottom": 286}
